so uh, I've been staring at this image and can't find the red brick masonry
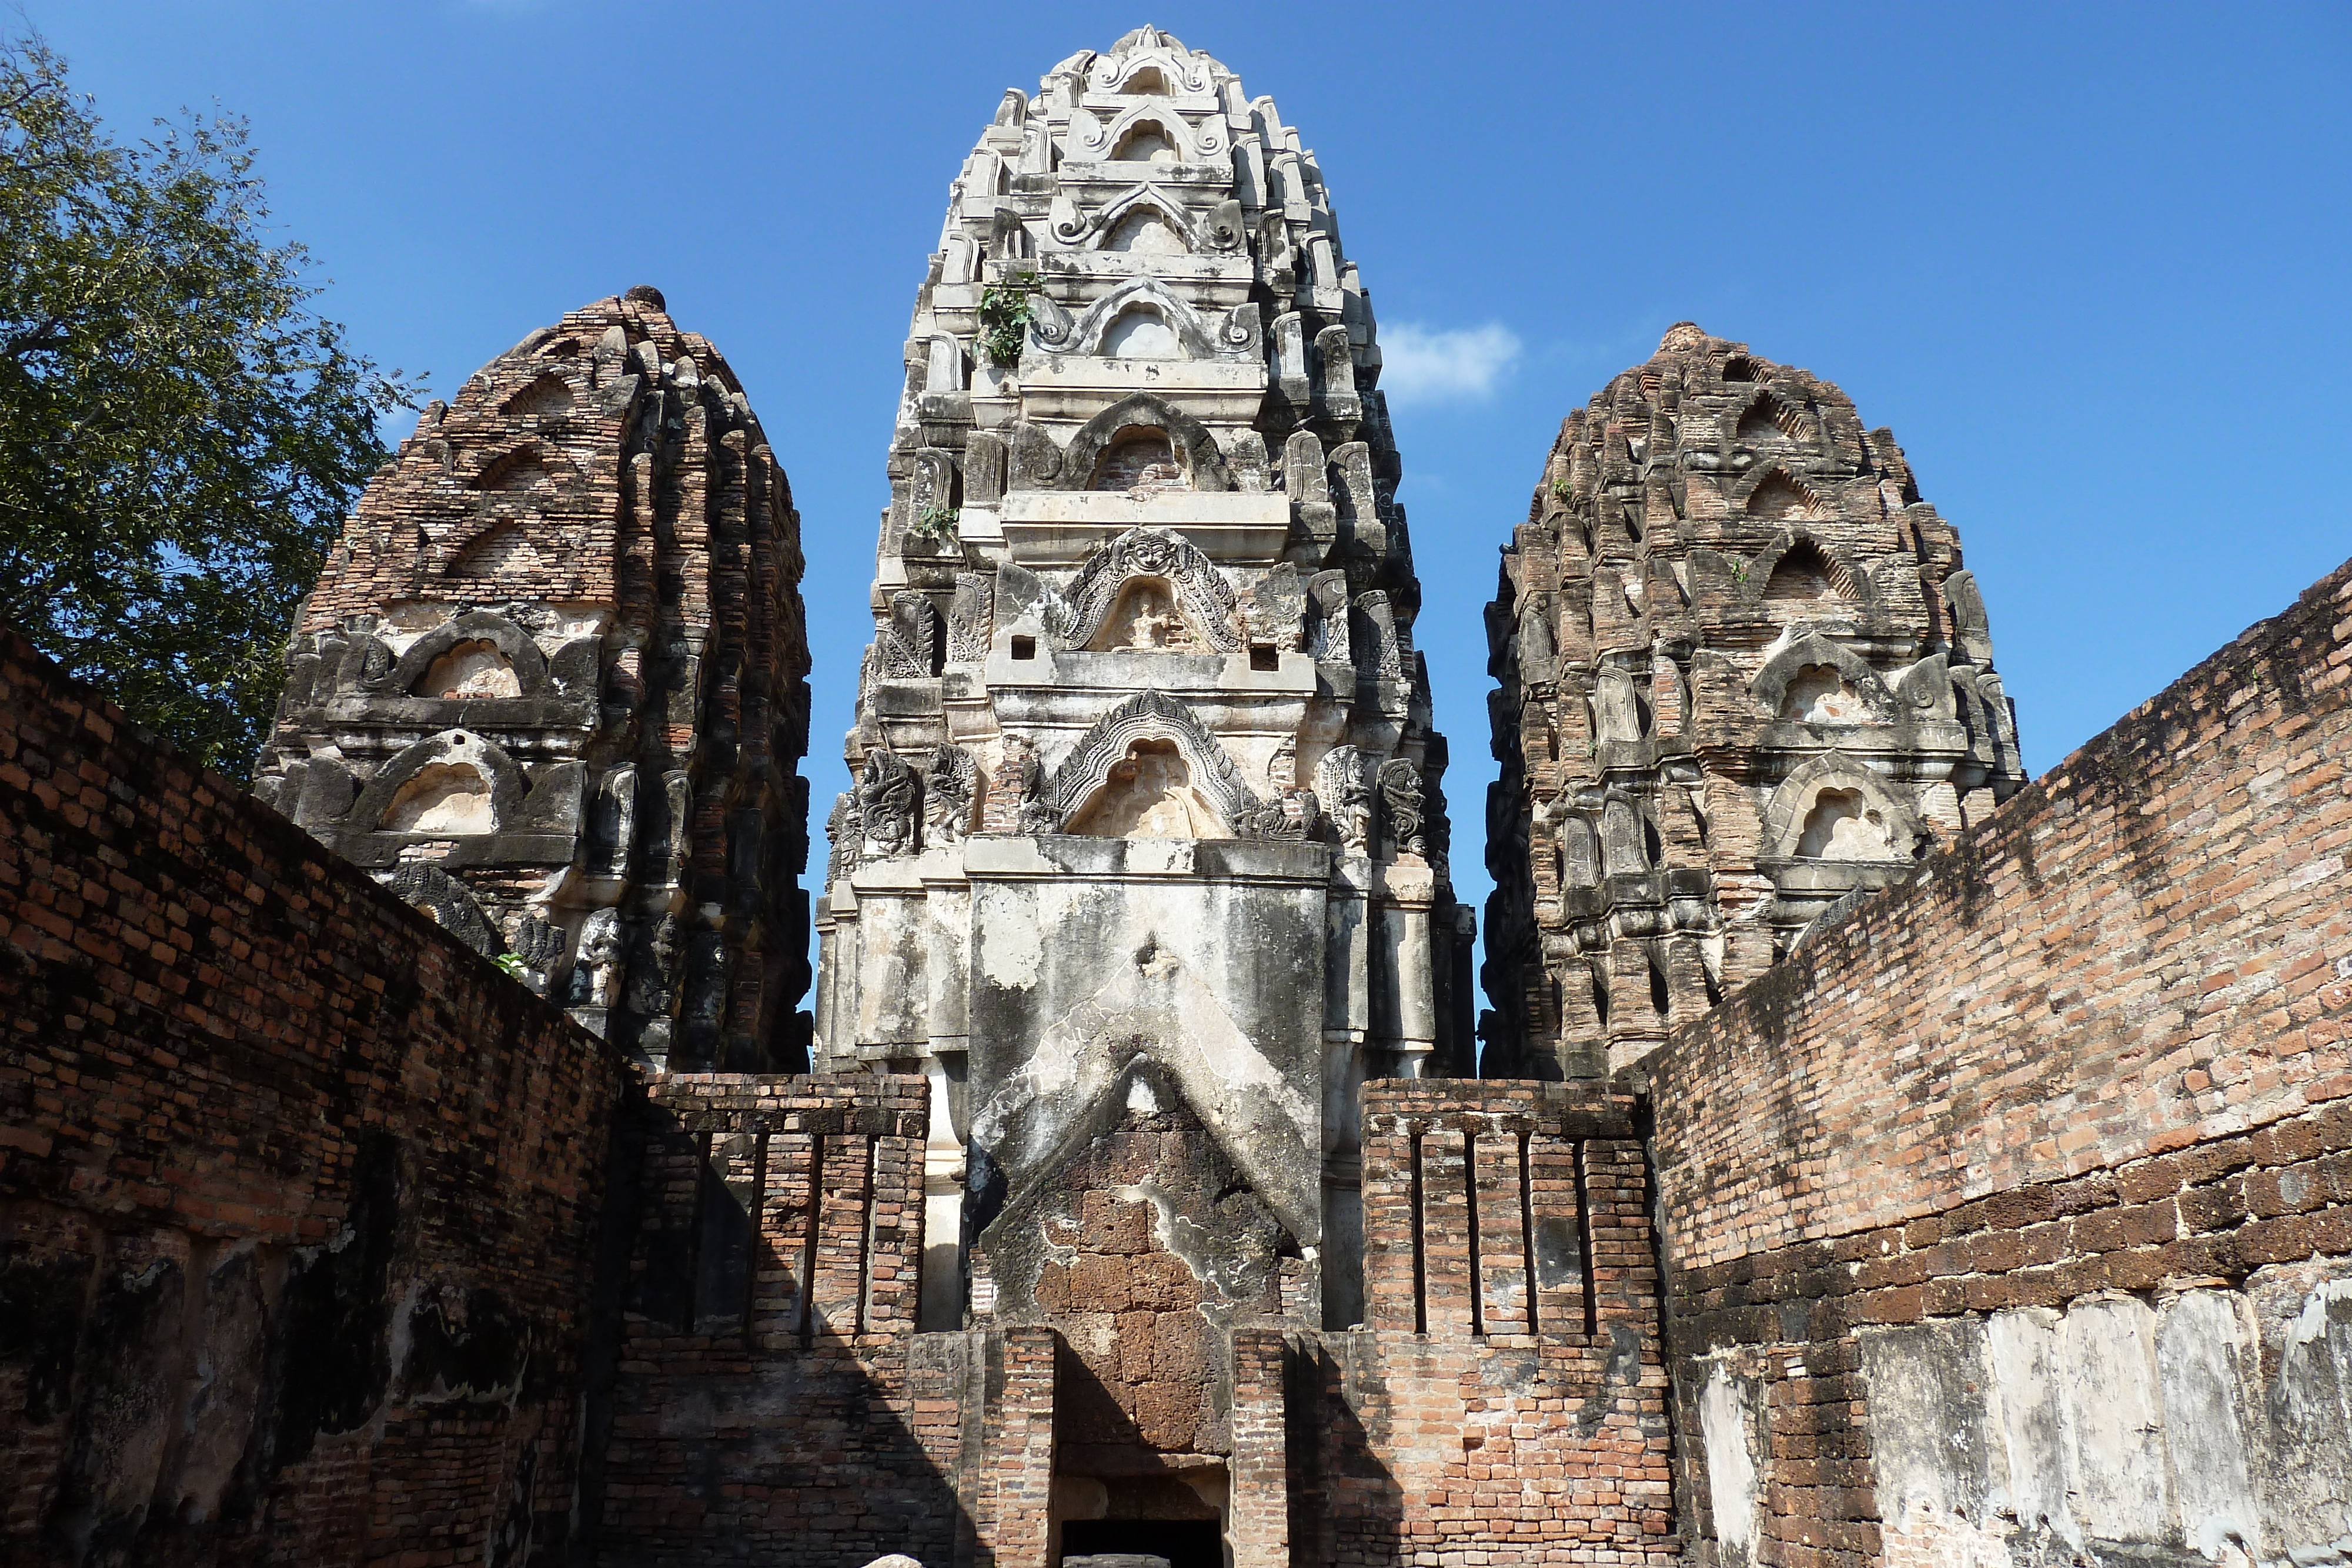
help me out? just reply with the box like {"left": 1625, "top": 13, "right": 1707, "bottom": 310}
{"left": 0, "top": 627, "right": 630, "bottom": 1564}
{"left": 1648, "top": 558, "right": 2352, "bottom": 1566}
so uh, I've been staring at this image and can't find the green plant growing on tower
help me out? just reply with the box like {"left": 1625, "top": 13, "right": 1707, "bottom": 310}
{"left": 978, "top": 273, "right": 1040, "bottom": 367}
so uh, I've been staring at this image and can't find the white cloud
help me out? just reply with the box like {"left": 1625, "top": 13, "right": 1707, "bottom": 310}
{"left": 1376, "top": 322, "right": 1522, "bottom": 406}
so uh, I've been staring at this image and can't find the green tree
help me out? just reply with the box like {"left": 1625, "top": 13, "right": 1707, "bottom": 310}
{"left": 0, "top": 34, "right": 415, "bottom": 776}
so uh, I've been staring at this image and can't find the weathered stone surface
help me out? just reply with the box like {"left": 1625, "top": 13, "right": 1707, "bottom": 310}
{"left": 253, "top": 290, "right": 813, "bottom": 1071}
{"left": 813, "top": 26, "right": 1471, "bottom": 1395}
{"left": 12, "top": 30, "right": 2352, "bottom": 1568}
{"left": 1480, "top": 324, "right": 2025, "bottom": 1076}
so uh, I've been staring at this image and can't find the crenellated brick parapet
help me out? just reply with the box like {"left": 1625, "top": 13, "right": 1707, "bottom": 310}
{"left": 1315, "top": 1081, "right": 1678, "bottom": 1566}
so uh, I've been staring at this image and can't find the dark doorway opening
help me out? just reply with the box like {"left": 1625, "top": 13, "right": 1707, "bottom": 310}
{"left": 1061, "top": 1517, "right": 1223, "bottom": 1568}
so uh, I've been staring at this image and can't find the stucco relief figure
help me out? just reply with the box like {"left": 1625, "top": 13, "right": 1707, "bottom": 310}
{"left": 858, "top": 748, "right": 920, "bottom": 858}
{"left": 569, "top": 908, "right": 623, "bottom": 1008}
{"left": 1317, "top": 745, "right": 1371, "bottom": 854}
{"left": 925, "top": 745, "right": 978, "bottom": 844}
{"left": 1071, "top": 741, "right": 1225, "bottom": 838}
{"left": 1106, "top": 580, "right": 1187, "bottom": 650}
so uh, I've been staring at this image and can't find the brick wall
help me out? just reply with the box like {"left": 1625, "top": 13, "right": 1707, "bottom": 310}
{"left": 1322, "top": 1081, "right": 1678, "bottom": 1567}
{"left": 1648, "top": 559, "right": 2352, "bottom": 1566}
{"left": 582, "top": 1072, "right": 1072, "bottom": 1568}
{"left": 0, "top": 627, "right": 630, "bottom": 1566}
{"left": 583, "top": 1072, "right": 967, "bottom": 1566}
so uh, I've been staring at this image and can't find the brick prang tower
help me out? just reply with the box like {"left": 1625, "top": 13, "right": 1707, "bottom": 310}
{"left": 1481, "top": 323, "right": 2025, "bottom": 1078}
{"left": 254, "top": 289, "right": 814, "bottom": 1071}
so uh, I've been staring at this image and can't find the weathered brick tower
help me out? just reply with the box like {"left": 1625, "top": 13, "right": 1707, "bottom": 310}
{"left": 1479, "top": 324, "right": 2024, "bottom": 1078}
{"left": 812, "top": 22, "right": 1474, "bottom": 1358}
{"left": 253, "top": 289, "right": 813, "bottom": 1069}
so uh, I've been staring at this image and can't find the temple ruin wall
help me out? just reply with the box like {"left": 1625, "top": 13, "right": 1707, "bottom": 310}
{"left": 0, "top": 627, "right": 630, "bottom": 1564}
{"left": 1649, "top": 558, "right": 2352, "bottom": 1568}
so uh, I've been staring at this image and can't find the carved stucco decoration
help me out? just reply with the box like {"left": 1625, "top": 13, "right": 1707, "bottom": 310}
{"left": 380, "top": 863, "right": 503, "bottom": 959}
{"left": 926, "top": 745, "right": 980, "bottom": 844}
{"left": 858, "top": 748, "right": 921, "bottom": 859}
{"left": 1051, "top": 527, "right": 1241, "bottom": 653}
{"left": 1042, "top": 689, "right": 1262, "bottom": 831}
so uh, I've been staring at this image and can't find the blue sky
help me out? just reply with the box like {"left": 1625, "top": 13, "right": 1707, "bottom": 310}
{"left": 36, "top": 1, "right": 2351, "bottom": 945}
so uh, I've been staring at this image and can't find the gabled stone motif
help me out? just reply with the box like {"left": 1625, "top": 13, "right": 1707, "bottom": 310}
{"left": 1480, "top": 323, "right": 2025, "bottom": 1078}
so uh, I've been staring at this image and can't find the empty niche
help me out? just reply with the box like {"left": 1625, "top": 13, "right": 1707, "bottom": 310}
{"left": 1795, "top": 788, "right": 1892, "bottom": 860}
{"left": 1121, "top": 65, "right": 1168, "bottom": 95}
{"left": 1110, "top": 120, "right": 1180, "bottom": 162}
{"left": 1746, "top": 473, "right": 1829, "bottom": 523}
{"left": 1736, "top": 399, "right": 1796, "bottom": 446}
{"left": 1780, "top": 663, "right": 1862, "bottom": 724}
{"left": 1068, "top": 740, "right": 1224, "bottom": 838}
{"left": 380, "top": 763, "right": 494, "bottom": 834}
{"left": 476, "top": 450, "right": 554, "bottom": 492}
{"left": 449, "top": 523, "right": 544, "bottom": 580}
{"left": 1762, "top": 541, "right": 1839, "bottom": 603}
{"left": 417, "top": 638, "right": 522, "bottom": 699}
{"left": 1105, "top": 209, "right": 1185, "bottom": 254}
{"left": 1090, "top": 427, "right": 1188, "bottom": 493}
{"left": 504, "top": 374, "right": 574, "bottom": 419}
{"left": 1100, "top": 306, "right": 1180, "bottom": 359}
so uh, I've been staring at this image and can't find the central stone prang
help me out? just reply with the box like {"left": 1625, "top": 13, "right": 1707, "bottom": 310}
{"left": 808, "top": 19, "right": 1475, "bottom": 1457}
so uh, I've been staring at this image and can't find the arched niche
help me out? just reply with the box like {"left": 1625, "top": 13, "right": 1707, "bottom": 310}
{"left": 1090, "top": 426, "right": 1190, "bottom": 492}
{"left": 1750, "top": 633, "right": 1891, "bottom": 723}
{"left": 1739, "top": 529, "right": 1873, "bottom": 610}
{"left": 1104, "top": 209, "right": 1186, "bottom": 254}
{"left": 1100, "top": 306, "right": 1180, "bottom": 359}
{"left": 1109, "top": 119, "right": 1181, "bottom": 162}
{"left": 471, "top": 441, "right": 580, "bottom": 494}
{"left": 1760, "top": 751, "right": 1921, "bottom": 863}
{"left": 1058, "top": 527, "right": 1241, "bottom": 653}
{"left": 380, "top": 761, "right": 495, "bottom": 834}
{"left": 1040, "top": 690, "right": 1262, "bottom": 833}
{"left": 389, "top": 610, "right": 553, "bottom": 698}
{"left": 349, "top": 729, "right": 531, "bottom": 841}
{"left": 503, "top": 373, "right": 576, "bottom": 419}
{"left": 1066, "top": 739, "right": 1228, "bottom": 837}
{"left": 1050, "top": 278, "right": 1229, "bottom": 362}
{"left": 417, "top": 640, "right": 521, "bottom": 699}
{"left": 1061, "top": 394, "right": 1232, "bottom": 494}
{"left": 1734, "top": 389, "right": 1810, "bottom": 446}
{"left": 1085, "top": 578, "right": 1198, "bottom": 651}
{"left": 1741, "top": 469, "right": 1831, "bottom": 523}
